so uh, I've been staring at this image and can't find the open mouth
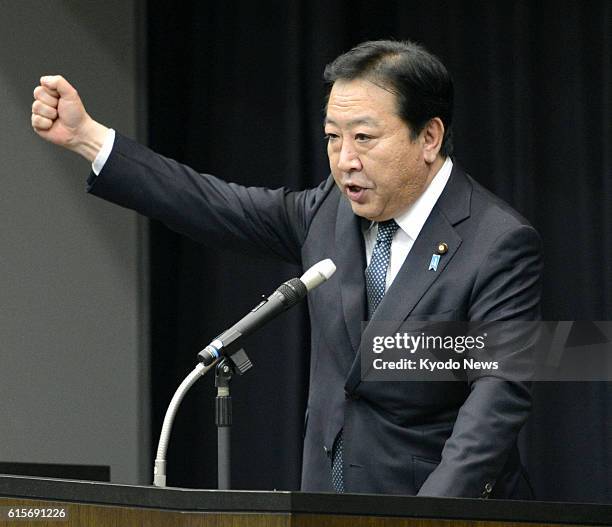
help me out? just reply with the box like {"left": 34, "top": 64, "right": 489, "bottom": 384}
{"left": 346, "top": 184, "right": 368, "bottom": 202}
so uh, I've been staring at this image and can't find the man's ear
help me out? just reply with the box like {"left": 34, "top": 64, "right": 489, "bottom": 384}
{"left": 422, "top": 117, "right": 444, "bottom": 163}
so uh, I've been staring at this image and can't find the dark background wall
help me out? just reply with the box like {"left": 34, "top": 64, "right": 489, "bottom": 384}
{"left": 145, "top": 0, "right": 612, "bottom": 503}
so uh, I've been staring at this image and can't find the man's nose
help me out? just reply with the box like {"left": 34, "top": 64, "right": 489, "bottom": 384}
{"left": 337, "top": 141, "right": 362, "bottom": 172}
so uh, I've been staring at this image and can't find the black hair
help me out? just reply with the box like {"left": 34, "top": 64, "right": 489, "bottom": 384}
{"left": 324, "top": 40, "right": 454, "bottom": 157}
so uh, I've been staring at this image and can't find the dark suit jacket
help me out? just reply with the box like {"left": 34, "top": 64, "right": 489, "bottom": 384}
{"left": 88, "top": 133, "right": 542, "bottom": 498}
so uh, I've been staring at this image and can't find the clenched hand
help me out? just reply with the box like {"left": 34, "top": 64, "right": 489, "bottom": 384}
{"left": 32, "top": 75, "right": 108, "bottom": 162}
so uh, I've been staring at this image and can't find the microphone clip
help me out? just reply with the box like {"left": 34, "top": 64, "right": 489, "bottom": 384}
{"left": 222, "top": 348, "right": 253, "bottom": 376}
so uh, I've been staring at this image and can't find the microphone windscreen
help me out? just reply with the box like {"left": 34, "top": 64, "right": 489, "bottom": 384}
{"left": 300, "top": 259, "right": 336, "bottom": 291}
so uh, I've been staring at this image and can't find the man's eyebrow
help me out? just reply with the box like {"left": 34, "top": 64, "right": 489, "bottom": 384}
{"left": 323, "top": 117, "right": 381, "bottom": 128}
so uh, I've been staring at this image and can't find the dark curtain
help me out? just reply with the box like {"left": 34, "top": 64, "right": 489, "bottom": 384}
{"left": 146, "top": 0, "right": 612, "bottom": 502}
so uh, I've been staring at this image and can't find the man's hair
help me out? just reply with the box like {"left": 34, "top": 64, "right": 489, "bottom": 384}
{"left": 323, "top": 40, "right": 454, "bottom": 157}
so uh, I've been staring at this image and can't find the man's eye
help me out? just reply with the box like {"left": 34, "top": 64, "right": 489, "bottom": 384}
{"left": 324, "top": 133, "right": 339, "bottom": 141}
{"left": 355, "top": 134, "right": 372, "bottom": 142}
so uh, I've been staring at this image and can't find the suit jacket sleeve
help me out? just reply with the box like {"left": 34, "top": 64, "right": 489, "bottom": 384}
{"left": 87, "top": 133, "right": 332, "bottom": 265}
{"left": 417, "top": 224, "right": 542, "bottom": 498}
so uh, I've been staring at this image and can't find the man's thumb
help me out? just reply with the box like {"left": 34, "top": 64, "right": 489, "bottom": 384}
{"left": 40, "top": 75, "right": 75, "bottom": 97}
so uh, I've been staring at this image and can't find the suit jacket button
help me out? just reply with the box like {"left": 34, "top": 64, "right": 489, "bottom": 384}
{"left": 323, "top": 445, "right": 330, "bottom": 457}
{"left": 481, "top": 482, "right": 494, "bottom": 497}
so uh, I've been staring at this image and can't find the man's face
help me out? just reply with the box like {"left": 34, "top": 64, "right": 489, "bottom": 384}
{"left": 325, "top": 78, "right": 439, "bottom": 222}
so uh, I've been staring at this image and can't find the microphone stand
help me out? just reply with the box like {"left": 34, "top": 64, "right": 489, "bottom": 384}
{"left": 215, "top": 359, "right": 233, "bottom": 490}
{"left": 215, "top": 348, "right": 253, "bottom": 490}
{"left": 153, "top": 348, "right": 253, "bottom": 489}
{"left": 153, "top": 258, "right": 335, "bottom": 489}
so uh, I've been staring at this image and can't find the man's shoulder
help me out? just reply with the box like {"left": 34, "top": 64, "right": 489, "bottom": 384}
{"left": 447, "top": 164, "right": 536, "bottom": 229}
{"left": 440, "top": 165, "right": 540, "bottom": 255}
{"left": 469, "top": 176, "right": 534, "bottom": 229}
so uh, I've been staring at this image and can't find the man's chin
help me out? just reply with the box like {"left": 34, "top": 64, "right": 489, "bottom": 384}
{"left": 349, "top": 201, "right": 379, "bottom": 222}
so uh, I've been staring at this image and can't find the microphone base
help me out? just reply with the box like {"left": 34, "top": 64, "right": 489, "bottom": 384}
{"left": 153, "top": 459, "right": 167, "bottom": 487}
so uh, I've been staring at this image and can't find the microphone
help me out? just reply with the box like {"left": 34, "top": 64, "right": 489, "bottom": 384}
{"left": 197, "top": 259, "right": 336, "bottom": 366}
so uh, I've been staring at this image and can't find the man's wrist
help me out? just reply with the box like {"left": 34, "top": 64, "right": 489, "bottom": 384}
{"left": 70, "top": 118, "right": 109, "bottom": 163}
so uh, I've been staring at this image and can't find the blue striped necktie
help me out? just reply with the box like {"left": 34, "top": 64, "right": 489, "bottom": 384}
{"left": 365, "top": 219, "right": 400, "bottom": 318}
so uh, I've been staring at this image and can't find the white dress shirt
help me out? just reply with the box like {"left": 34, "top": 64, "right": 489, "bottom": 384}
{"left": 92, "top": 128, "right": 116, "bottom": 175}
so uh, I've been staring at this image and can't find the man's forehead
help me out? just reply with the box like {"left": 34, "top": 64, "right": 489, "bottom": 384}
{"left": 325, "top": 78, "right": 399, "bottom": 127}
{"left": 323, "top": 116, "right": 381, "bottom": 128}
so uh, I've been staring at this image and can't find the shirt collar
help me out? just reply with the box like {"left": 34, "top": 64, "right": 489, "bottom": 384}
{"left": 394, "top": 157, "right": 453, "bottom": 240}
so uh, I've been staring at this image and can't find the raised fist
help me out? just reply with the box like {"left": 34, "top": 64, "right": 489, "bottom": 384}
{"left": 32, "top": 76, "right": 107, "bottom": 162}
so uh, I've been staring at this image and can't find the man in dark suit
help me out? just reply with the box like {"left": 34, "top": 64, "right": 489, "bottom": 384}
{"left": 31, "top": 40, "right": 541, "bottom": 498}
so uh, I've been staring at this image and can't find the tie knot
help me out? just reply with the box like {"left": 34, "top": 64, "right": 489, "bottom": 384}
{"left": 376, "top": 219, "right": 399, "bottom": 243}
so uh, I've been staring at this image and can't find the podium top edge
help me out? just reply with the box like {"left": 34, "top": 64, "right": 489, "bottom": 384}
{"left": 0, "top": 475, "right": 611, "bottom": 525}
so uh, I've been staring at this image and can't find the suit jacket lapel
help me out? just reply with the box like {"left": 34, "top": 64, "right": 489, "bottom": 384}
{"left": 335, "top": 197, "right": 367, "bottom": 355}
{"left": 344, "top": 165, "right": 473, "bottom": 392}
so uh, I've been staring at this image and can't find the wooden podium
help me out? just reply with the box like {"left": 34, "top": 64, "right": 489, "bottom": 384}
{"left": 1, "top": 475, "right": 611, "bottom": 526}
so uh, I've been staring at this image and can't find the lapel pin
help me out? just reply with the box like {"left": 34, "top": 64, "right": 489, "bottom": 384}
{"left": 429, "top": 254, "right": 441, "bottom": 272}
{"left": 429, "top": 242, "right": 448, "bottom": 271}
{"left": 436, "top": 242, "right": 448, "bottom": 255}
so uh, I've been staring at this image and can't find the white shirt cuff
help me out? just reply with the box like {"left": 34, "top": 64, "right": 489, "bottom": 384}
{"left": 91, "top": 128, "right": 116, "bottom": 175}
